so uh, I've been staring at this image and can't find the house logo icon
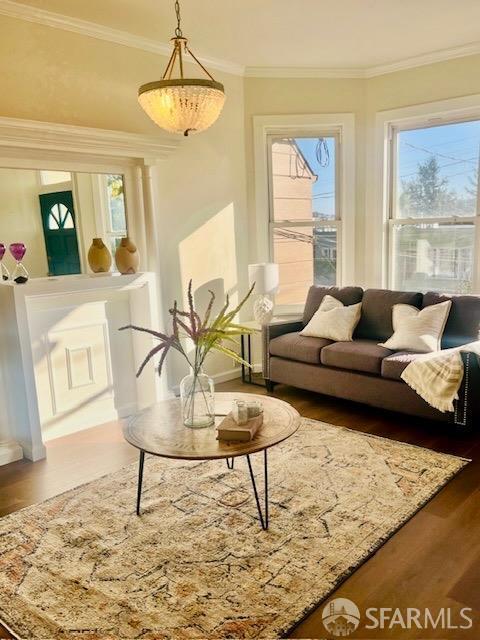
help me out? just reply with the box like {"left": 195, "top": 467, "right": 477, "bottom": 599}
{"left": 321, "top": 597, "right": 361, "bottom": 637}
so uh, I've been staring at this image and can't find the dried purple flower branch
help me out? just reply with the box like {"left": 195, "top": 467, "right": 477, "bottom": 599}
{"left": 120, "top": 279, "right": 256, "bottom": 378}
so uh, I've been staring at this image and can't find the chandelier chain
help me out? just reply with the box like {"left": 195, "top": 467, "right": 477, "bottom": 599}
{"left": 174, "top": 0, "right": 182, "bottom": 37}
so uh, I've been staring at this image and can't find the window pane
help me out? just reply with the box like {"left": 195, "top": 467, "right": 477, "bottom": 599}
{"left": 270, "top": 137, "right": 336, "bottom": 222}
{"left": 273, "top": 225, "right": 337, "bottom": 305}
{"left": 392, "top": 223, "right": 474, "bottom": 294}
{"left": 107, "top": 175, "right": 127, "bottom": 232}
{"left": 396, "top": 120, "right": 480, "bottom": 218}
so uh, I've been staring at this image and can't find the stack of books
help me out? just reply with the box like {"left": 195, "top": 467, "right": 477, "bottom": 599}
{"left": 216, "top": 413, "right": 263, "bottom": 442}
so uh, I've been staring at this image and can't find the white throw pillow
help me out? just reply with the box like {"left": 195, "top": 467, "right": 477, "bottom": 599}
{"left": 300, "top": 295, "right": 362, "bottom": 342}
{"left": 379, "top": 300, "right": 452, "bottom": 353}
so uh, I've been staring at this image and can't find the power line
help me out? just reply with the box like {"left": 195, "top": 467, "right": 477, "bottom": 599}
{"left": 403, "top": 141, "right": 477, "bottom": 165}
{"left": 400, "top": 157, "right": 477, "bottom": 180}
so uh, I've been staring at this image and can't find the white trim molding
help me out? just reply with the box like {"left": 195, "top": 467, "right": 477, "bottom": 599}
{"left": 366, "top": 93, "right": 480, "bottom": 289}
{"left": 0, "top": 0, "right": 245, "bottom": 76}
{"left": 246, "top": 67, "right": 365, "bottom": 79}
{"left": 0, "top": 116, "right": 179, "bottom": 161}
{"left": 253, "top": 113, "right": 356, "bottom": 306}
{"left": 1, "top": 0, "right": 479, "bottom": 80}
{"left": 246, "top": 42, "right": 480, "bottom": 79}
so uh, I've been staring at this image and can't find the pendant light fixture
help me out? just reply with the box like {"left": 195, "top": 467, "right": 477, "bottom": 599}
{"left": 138, "top": 0, "right": 226, "bottom": 137}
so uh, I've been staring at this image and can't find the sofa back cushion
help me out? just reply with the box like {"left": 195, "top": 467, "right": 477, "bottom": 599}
{"left": 303, "top": 286, "right": 364, "bottom": 325}
{"left": 355, "top": 289, "right": 423, "bottom": 342}
{"left": 423, "top": 292, "right": 480, "bottom": 348}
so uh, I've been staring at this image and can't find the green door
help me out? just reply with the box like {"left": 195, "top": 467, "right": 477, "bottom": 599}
{"left": 39, "top": 191, "right": 81, "bottom": 276}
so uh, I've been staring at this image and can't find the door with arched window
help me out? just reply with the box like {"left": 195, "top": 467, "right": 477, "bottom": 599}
{"left": 39, "top": 191, "right": 81, "bottom": 275}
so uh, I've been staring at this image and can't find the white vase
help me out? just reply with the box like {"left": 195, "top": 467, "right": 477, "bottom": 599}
{"left": 253, "top": 294, "right": 275, "bottom": 325}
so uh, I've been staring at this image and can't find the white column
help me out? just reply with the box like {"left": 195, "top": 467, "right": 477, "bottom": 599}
{"left": 138, "top": 163, "right": 174, "bottom": 397}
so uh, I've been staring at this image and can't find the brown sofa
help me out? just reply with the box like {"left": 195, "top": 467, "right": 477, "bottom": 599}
{"left": 262, "top": 286, "right": 480, "bottom": 427}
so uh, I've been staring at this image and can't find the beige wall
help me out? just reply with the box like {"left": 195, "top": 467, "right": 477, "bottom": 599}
{"left": 0, "top": 15, "right": 248, "bottom": 384}
{"left": 0, "top": 168, "right": 49, "bottom": 278}
{"left": 2, "top": 10, "right": 480, "bottom": 381}
{"left": 155, "top": 70, "right": 249, "bottom": 382}
{"left": 245, "top": 54, "right": 480, "bottom": 288}
{"left": 244, "top": 77, "right": 367, "bottom": 281}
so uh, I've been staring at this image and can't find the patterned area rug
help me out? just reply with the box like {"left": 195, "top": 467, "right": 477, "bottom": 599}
{"left": 0, "top": 419, "right": 468, "bottom": 639}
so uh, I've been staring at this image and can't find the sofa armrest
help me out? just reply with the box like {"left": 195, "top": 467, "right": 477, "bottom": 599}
{"left": 453, "top": 351, "right": 480, "bottom": 428}
{"left": 262, "top": 318, "right": 303, "bottom": 380}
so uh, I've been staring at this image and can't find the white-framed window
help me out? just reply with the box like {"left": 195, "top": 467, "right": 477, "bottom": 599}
{"left": 90, "top": 173, "right": 128, "bottom": 261}
{"left": 254, "top": 114, "right": 355, "bottom": 313}
{"left": 267, "top": 134, "right": 340, "bottom": 306}
{"left": 387, "top": 118, "right": 480, "bottom": 294}
{"left": 104, "top": 174, "right": 127, "bottom": 256}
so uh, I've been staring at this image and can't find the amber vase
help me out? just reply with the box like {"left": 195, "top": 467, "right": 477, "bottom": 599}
{"left": 115, "top": 237, "right": 140, "bottom": 275}
{"left": 88, "top": 238, "right": 112, "bottom": 273}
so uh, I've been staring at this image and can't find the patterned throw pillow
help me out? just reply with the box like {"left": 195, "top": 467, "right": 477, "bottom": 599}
{"left": 300, "top": 295, "right": 362, "bottom": 342}
{"left": 379, "top": 300, "right": 452, "bottom": 353}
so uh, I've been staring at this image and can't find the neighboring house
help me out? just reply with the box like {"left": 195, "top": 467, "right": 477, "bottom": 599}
{"left": 272, "top": 139, "right": 335, "bottom": 304}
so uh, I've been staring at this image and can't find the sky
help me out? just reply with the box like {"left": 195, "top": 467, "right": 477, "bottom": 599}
{"left": 397, "top": 120, "right": 480, "bottom": 201}
{"left": 294, "top": 120, "right": 480, "bottom": 219}
{"left": 295, "top": 137, "right": 336, "bottom": 219}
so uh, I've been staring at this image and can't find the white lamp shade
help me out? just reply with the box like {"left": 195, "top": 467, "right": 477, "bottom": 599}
{"left": 248, "top": 263, "right": 279, "bottom": 296}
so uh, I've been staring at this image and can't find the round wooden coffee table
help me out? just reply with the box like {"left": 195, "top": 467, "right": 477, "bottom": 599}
{"left": 123, "top": 392, "right": 300, "bottom": 529}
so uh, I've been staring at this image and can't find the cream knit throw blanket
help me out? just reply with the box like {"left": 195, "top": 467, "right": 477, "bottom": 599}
{"left": 401, "top": 341, "right": 480, "bottom": 413}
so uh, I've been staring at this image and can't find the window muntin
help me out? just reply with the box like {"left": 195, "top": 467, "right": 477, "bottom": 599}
{"left": 48, "top": 203, "right": 74, "bottom": 230}
{"left": 389, "top": 119, "right": 480, "bottom": 294}
{"left": 268, "top": 135, "right": 339, "bottom": 306}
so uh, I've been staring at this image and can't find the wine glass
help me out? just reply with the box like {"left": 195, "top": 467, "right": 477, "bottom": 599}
{"left": 9, "top": 243, "right": 29, "bottom": 284}
{"left": 0, "top": 243, "right": 9, "bottom": 281}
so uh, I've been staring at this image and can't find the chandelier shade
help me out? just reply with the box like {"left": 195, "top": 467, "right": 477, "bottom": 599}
{"left": 138, "top": 78, "right": 225, "bottom": 136}
{"left": 138, "top": 1, "right": 226, "bottom": 136}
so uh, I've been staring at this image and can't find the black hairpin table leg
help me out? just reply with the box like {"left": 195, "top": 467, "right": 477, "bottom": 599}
{"left": 136, "top": 450, "right": 145, "bottom": 516}
{"left": 246, "top": 449, "right": 269, "bottom": 530}
{"left": 226, "top": 457, "right": 235, "bottom": 470}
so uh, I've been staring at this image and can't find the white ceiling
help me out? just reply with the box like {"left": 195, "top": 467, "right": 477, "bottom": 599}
{"left": 7, "top": 0, "right": 480, "bottom": 71}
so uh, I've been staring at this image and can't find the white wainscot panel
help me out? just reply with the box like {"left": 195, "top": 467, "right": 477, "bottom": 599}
{"left": 33, "top": 302, "right": 116, "bottom": 441}
{"left": 0, "top": 272, "right": 166, "bottom": 461}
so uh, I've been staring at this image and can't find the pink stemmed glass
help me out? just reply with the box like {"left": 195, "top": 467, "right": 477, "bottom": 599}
{"left": 9, "top": 243, "right": 29, "bottom": 284}
{"left": 9, "top": 243, "right": 26, "bottom": 262}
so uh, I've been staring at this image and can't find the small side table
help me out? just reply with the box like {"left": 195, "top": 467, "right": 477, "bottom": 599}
{"left": 240, "top": 316, "right": 302, "bottom": 387}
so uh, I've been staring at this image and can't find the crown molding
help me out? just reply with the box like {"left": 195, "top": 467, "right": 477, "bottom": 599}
{"left": 245, "top": 41, "right": 480, "bottom": 79}
{"left": 0, "top": 116, "right": 180, "bottom": 160}
{"left": 364, "top": 41, "right": 480, "bottom": 78}
{"left": 1, "top": 1, "right": 479, "bottom": 80}
{"left": 245, "top": 67, "right": 365, "bottom": 79}
{"left": 0, "top": 0, "right": 245, "bottom": 76}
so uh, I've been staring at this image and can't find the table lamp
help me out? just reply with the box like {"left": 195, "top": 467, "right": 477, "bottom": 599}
{"left": 248, "top": 262, "right": 279, "bottom": 324}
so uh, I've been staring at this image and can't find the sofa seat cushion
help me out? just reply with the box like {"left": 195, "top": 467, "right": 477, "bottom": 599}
{"left": 381, "top": 351, "right": 422, "bottom": 381}
{"left": 269, "top": 332, "right": 332, "bottom": 364}
{"left": 321, "top": 339, "right": 392, "bottom": 375}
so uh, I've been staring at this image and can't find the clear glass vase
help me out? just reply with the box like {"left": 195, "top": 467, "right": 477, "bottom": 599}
{"left": 180, "top": 369, "right": 215, "bottom": 428}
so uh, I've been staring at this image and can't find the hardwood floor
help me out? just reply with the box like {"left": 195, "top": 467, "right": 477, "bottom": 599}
{"left": 1, "top": 380, "right": 479, "bottom": 638}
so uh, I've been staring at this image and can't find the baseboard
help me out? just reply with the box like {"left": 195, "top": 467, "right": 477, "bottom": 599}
{"left": 213, "top": 367, "right": 242, "bottom": 384}
{"left": 170, "top": 367, "right": 242, "bottom": 396}
{"left": 0, "top": 439, "right": 23, "bottom": 466}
